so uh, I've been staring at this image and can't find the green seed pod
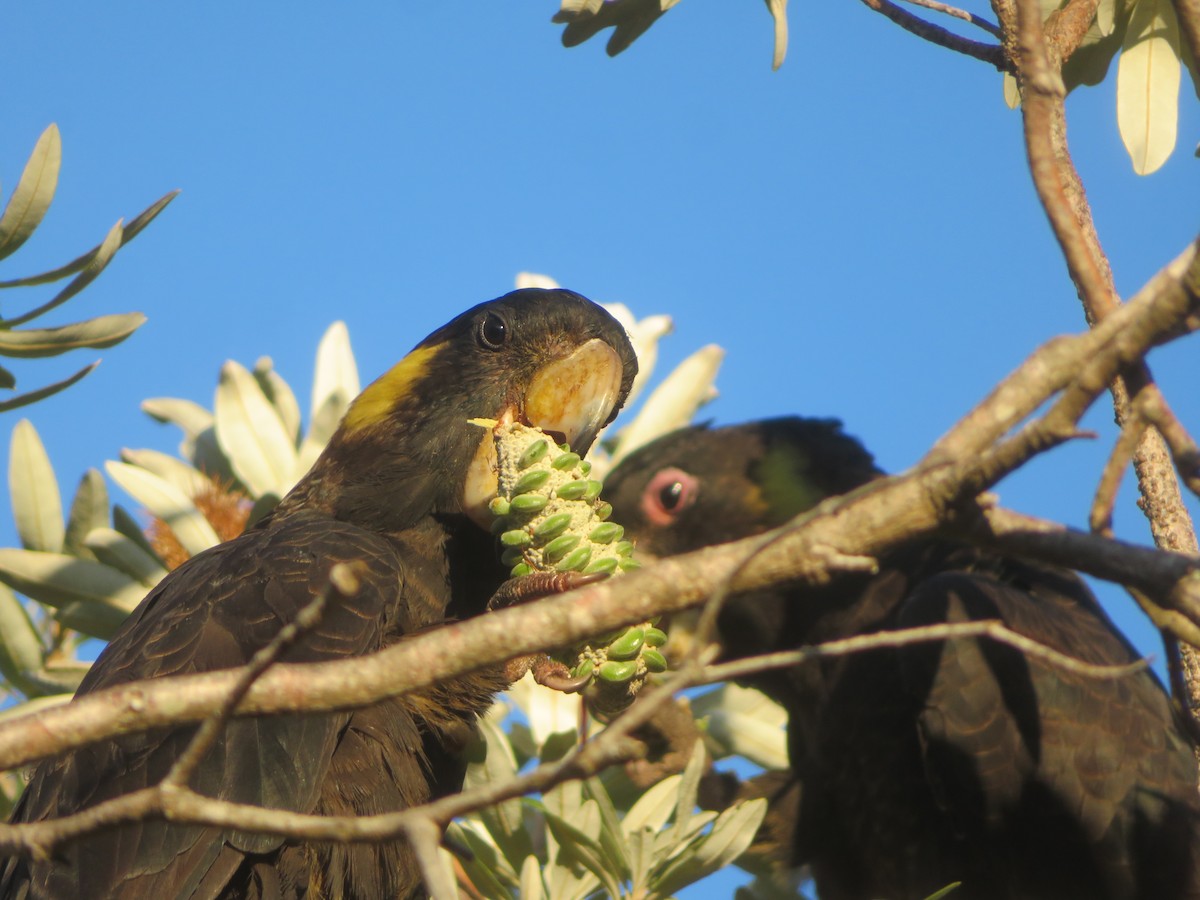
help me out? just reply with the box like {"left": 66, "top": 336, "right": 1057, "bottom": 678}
{"left": 582, "top": 556, "right": 619, "bottom": 576}
{"left": 618, "top": 558, "right": 642, "bottom": 572}
{"left": 533, "top": 512, "right": 574, "bottom": 540}
{"left": 500, "top": 529, "right": 532, "bottom": 548}
{"left": 518, "top": 439, "right": 550, "bottom": 468}
{"left": 571, "top": 658, "right": 595, "bottom": 680}
{"left": 510, "top": 562, "right": 533, "bottom": 577}
{"left": 556, "top": 544, "right": 593, "bottom": 572}
{"left": 595, "top": 501, "right": 613, "bottom": 521}
{"left": 490, "top": 517, "right": 510, "bottom": 536}
{"left": 555, "top": 480, "right": 591, "bottom": 501}
{"left": 607, "top": 627, "right": 645, "bottom": 661}
{"left": 551, "top": 451, "right": 582, "bottom": 471}
{"left": 641, "top": 648, "right": 668, "bottom": 673}
{"left": 510, "top": 493, "right": 550, "bottom": 513}
{"left": 513, "top": 469, "right": 552, "bottom": 495}
{"left": 614, "top": 541, "right": 634, "bottom": 557}
{"left": 578, "top": 460, "right": 592, "bottom": 476}
{"left": 542, "top": 533, "right": 582, "bottom": 564}
{"left": 500, "top": 547, "right": 526, "bottom": 567}
{"left": 644, "top": 627, "right": 668, "bottom": 648}
{"left": 588, "top": 522, "right": 624, "bottom": 545}
{"left": 488, "top": 496, "right": 511, "bottom": 517}
{"left": 598, "top": 660, "right": 638, "bottom": 684}
{"left": 583, "top": 480, "right": 603, "bottom": 501}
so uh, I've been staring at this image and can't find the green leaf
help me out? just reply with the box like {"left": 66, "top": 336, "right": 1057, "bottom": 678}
{"left": 253, "top": 357, "right": 302, "bottom": 445}
{"left": 1117, "top": 0, "right": 1182, "bottom": 174}
{"left": 0, "top": 364, "right": 13, "bottom": 389}
{"left": 649, "top": 798, "right": 768, "bottom": 897}
{"left": 0, "top": 125, "right": 61, "bottom": 263}
{"left": 622, "top": 772, "right": 683, "bottom": 837}
{"left": 112, "top": 504, "right": 162, "bottom": 560}
{"left": 214, "top": 360, "right": 298, "bottom": 498}
{"left": 1002, "top": 72, "right": 1021, "bottom": 109}
{"left": 104, "top": 460, "right": 220, "bottom": 558}
{"left": 8, "top": 419, "right": 64, "bottom": 552}
{"left": 84, "top": 527, "right": 169, "bottom": 587}
{"left": 583, "top": 776, "right": 631, "bottom": 879}
{"left": 296, "top": 392, "right": 344, "bottom": 475}
{"left": 0, "top": 312, "right": 146, "bottom": 359}
{"left": 52, "top": 599, "right": 129, "bottom": 640}
{"left": 0, "top": 582, "right": 46, "bottom": 690}
{"left": 3, "top": 219, "right": 124, "bottom": 328}
{"left": 63, "top": 468, "right": 109, "bottom": 560}
{"left": 141, "top": 396, "right": 214, "bottom": 438}
{"left": 0, "top": 548, "right": 146, "bottom": 617}
{"left": 667, "top": 739, "right": 706, "bottom": 846}
{"left": 0, "top": 362, "right": 97, "bottom": 413}
{"left": 1098, "top": 0, "right": 1118, "bottom": 34}
{"left": 462, "top": 714, "right": 531, "bottom": 864}
{"left": 0, "top": 190, "right": 179, "bottom": 289}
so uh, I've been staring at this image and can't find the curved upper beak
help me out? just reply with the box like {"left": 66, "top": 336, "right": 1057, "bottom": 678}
{"left": 522, "top": 339, "right": 624, "bottom": 455}
{"left": 462, "top": 338, "right": 626, "bottom": 528}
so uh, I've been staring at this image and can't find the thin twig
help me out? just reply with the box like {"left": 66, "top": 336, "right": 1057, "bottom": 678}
{"left": 898, "top": 0, "right": 1003, "bottom": 36}
{"left": 1090, "top": 413, "right": 1147, "bottom": 536}
{"left": 859, "top": 0, "right": 1010, "bottom": 70}
{"left": 704, "top": 619, "right": 1149, "bottom": 684}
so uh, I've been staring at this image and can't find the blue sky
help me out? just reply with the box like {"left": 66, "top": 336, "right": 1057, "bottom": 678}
{"left": 1, "top": 3, "right": 1197, "bottom": 895}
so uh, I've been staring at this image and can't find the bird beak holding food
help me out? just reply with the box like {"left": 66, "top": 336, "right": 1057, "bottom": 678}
{"left": 463, "top": 339, "right": 625, "bottom": 527}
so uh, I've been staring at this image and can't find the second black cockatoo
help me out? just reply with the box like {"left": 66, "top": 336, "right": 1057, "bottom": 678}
{"left": 1, "top": 288, "right": 637, "bottom": 899}
{"left": 603, "top": 417, "right": 1200, "bottom": 900}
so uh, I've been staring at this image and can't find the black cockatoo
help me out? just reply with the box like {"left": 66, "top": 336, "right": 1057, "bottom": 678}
{"left": 603, "top": 417, "right": 1200, "bottom": 900}
{"left": 1, "top": 288, "right": 637, "bottom": 899}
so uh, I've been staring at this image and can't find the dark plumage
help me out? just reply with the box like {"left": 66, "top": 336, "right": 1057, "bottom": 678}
{"left": 2, "top": 288, "right": 637, "bottom": 899}
{"left": 603, "top": 417, "right": 1200, "bottom": 900}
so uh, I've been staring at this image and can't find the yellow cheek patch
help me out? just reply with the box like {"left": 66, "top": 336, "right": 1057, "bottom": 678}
{"left": 341, "top": 343, "right": 443, "bottom": 432}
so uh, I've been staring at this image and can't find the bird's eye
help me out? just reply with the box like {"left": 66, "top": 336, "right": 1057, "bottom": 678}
{"left": 477, "top": 312, "right": 509, "bottom": 350}
{"left": 641, "top": 467, "right": 697, "bottom": 526}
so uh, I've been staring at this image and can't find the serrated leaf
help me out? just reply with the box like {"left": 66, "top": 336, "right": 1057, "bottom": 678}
{"left": 85, "top": 527, "right": 169, "bottom": 587}
{"left": 214, "top": 360, "right": 298, "bottom": 498}
{"left": 623, "top": 773, "right": 683, "bottom": 837}
{"left": 8, "top": 419, "right": 64, "bottom": 553}
{"left": 104, "top": 461, "right": 220, "bottom": 557}
{"left": 518, "top": 854, "right": 546, "bottom": 900}
{"left": 63, "top": 468, "right": 108, "bottom": 560}
{"left": 1117, "top": 0, "right": 1182, "bottom": 174}
{"left": 0, "top": 582, "right": 45, "bottom": 688}
{"left": 0, "top": 548, "right": 147, "bottom": 616}
{"left": 0, "top": 312, "right": 145, "bottom": 359}
{"left": 120, "top": 448, "right": 210, "bottom": 500}
{"left": 0, "top": 125, "right": 61, "bottom": 262}
{"left": 0, "top": 190, "right": 179, "bottom": 289}
{"left": 650, "top": 798, "right": 769, "bottom": 897}
{"left": 253, "top": 358, "right": 302, "bottom": 444}
{"left": 3, "top": 219, "right": 125, "bottom": 329}
{"left": 310, "top": 321, "right": 359, "bottom": 424}
{"left": 0, "top": 361, "right": 97, "bottom": 413}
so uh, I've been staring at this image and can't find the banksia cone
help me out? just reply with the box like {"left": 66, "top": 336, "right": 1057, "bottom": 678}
{"left": 483, "top": 420, "right": 667, "bottom": 720}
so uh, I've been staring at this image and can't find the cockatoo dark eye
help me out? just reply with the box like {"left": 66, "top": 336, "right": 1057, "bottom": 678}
{"left": 477, "top": 312, "right": 509, "bottom": 350}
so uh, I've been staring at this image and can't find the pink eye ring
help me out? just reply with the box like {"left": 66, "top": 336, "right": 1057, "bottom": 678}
{"left": 641, "top": 467, "right": 698, "bottom": 525}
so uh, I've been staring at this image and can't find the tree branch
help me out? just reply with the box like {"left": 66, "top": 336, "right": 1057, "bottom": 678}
{"left": 858, "top": 0, "right": 1011, "bottom": 70}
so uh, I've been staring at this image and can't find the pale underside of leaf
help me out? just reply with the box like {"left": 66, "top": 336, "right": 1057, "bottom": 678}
{"left": 8, "top": 419, "right": 64, "bottom": 553}
{"left": 1117, "top": 0, "right": 1182, "bottom": 174}
{"left": 214, "top": 360, "right": 298, "bottom": 498}
{"left": 0, "top": 548, "right": 147, "bottom": 617}
{"left": 104, "top": 460, "right": 220, "bottom": 557}
{"left": 0, "top": 362, "right": 97, "bottom": 414}
{"left": 310, "top": 321, "right": 359, "bottom": 424}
